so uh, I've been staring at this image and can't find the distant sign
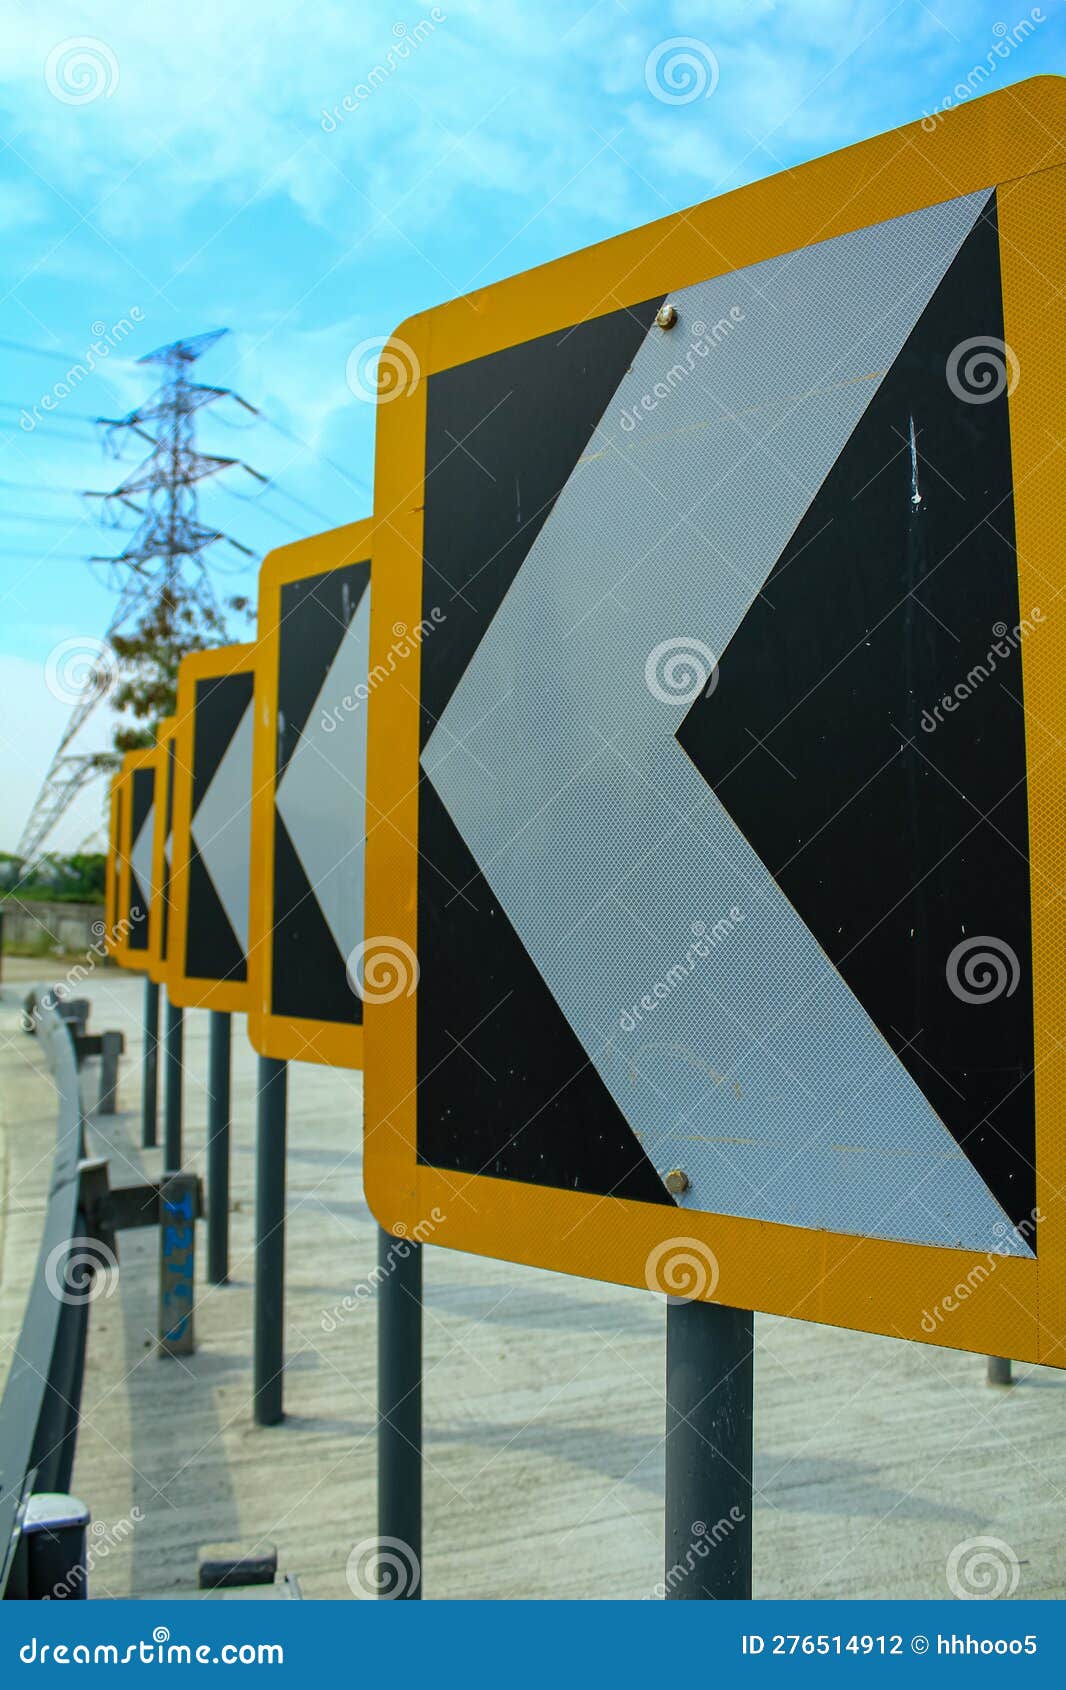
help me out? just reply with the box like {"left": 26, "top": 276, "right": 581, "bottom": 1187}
{"left": 248, "top": 522, "right": 373, "bottom": 1067}
{"left": 104, "top": 772, "right": 122, "bottom": 960}
{"left": 145, "top": 714, "right": 177, "bottom": 986}
{"left": 113, "top": 746, "right": 159, "bottom": 970}
{"left": 363, "top": 79, "right": 1066, "bottom": 1365}
{"left": 167, "top": 644, "right": 255, "bottom": 1013}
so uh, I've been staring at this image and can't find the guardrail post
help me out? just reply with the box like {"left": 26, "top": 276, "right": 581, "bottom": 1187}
{"left": 21, "top": 1494, "right": 91, "bottom": 1599}
{"left": 207, "top": 1010, "right": 232, "bottom": 1285}
{"left": 164, "top": 994, "right": 184, "bottom": 1168}
{"left": 142, "top": 978, "right": 159, "bottom": 1148}
{"left": 378, "top": 1227, "right": 422, "bottom": 1598}
{"left": 664, "top": 1298, "right": 753, "bottom": 1599}
{"left": 253, "top": 1057, "right": 287, "bottom": 1426}
{"left": 97, "top": 1030, "right": 122, "bottom": 1115}
{"left": 159, "top": 1171, "right": 197, "bottom": 1356}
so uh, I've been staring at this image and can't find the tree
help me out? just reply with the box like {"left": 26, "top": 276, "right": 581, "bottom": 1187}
{"left": 109, "top": 579, "right": 251, "bottom": 752}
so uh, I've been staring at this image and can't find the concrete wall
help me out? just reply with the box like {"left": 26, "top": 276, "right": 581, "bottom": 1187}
{"left": 0, "top": 899, "right": 106, "bottom": 955}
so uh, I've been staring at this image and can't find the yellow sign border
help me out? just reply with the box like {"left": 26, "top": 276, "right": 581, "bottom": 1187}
{"left": 104, "top": 772, "right": 122, "bottom": 960}
{"left": 365, "top": 78, "right": 1066, "bottom": 1364}
{"left": 112, "top": 745, "right": 158, "bottom": 973}
{"left": 248, "top": 520, "right": 374, "bottom": 1069}
{"left": 145, "top": 714, "right": 177, "bottom": 987}
{"left": 167, "top": 643, "right": 256, "bottom": 1014}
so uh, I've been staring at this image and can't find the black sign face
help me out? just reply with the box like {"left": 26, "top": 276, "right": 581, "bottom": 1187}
{"left": 363, "top": 80, "right": 1066, "bottom": 1365}
{"left": 168, "top": 646, "right": 256, "bottom": 1013}
{"left": 248, "top": 523, "right": 373, "bottom": 1069}
{"left": 126, "top": 763, "right": 155, "bottom": 955}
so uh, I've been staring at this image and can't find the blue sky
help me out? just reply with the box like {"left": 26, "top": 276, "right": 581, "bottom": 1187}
{"left": 0, "top": 0, "right": 1061, "bottom": 849}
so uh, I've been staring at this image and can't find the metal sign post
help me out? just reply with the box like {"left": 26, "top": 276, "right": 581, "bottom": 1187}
{"left": 141, "top": 978, "right": 159, "bottom": 1149}
{"left": 664, "top": 1299, "right": 753, "bottom": 1599}
{"left": 377, "top": 1228, "right": 422, "bottom": 1598}
{"left": 253, "top": 1056, "right": 287, "bottom": 1426}
{"left": 207, "top": 1010, "right": 232, "bottom": 1285}
{"left": 163, "top": 996, "right": 183, "bottom": 1170}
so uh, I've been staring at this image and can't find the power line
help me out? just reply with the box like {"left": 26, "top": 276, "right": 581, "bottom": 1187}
{"left": 0, "top": 477, "right": 84, "bottom": 493}
{"left": 245, "top": 404, "right": 373, "bottom": 501}
{"left": 0, "top": 400, "right": 103, "bottom": 423}
{"left": 0, "top": 334, "right": 137, "bottom": 369}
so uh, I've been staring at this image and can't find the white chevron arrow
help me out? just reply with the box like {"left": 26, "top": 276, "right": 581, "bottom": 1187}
{"left": 129, "top": 797, "right": 155, "bottom": 914}
{"left": 422, "top": 189, "right": 1030, "bottom": 1256}
{"left": 190, "top": 700, "right": 253, "bottom": 955}
{"left": 275, "top": 586, "right": 371, "bottom": 967}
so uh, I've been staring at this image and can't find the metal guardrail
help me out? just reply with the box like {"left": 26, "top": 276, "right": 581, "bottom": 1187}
{"left": 0, "top": 989, "right": 91, "bottom": 1597}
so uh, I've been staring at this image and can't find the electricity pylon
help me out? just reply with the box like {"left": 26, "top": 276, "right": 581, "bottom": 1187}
{"left": 17, "top": 329, "right": 261, "bottom": 862}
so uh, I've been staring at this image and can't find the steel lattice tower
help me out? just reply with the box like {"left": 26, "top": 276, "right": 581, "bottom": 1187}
{"left": 17, "top": 329, "right": 259, "bottom": 862}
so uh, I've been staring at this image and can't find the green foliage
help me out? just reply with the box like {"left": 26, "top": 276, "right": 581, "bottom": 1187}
{"left": 109, "top": 579, "right": 252, "bottom": 753}
{"left": 0, "top": 850, "right": 107, "bottom": 902}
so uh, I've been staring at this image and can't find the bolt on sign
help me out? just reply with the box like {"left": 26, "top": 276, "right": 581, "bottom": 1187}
{"left": 146, "top": 714, "right": 177, "bottom": 988}
{"left": 363, "top": 78, "right": 1066, "bottom": 1365}
{"left": 112, "top": 745, "right": 161, "bottom": 970}
{"left": 167, "top": 643, "right": 256, "bottom": 1014}
{"left": 248, "top": 521, "right": 374, "bottom": 1068}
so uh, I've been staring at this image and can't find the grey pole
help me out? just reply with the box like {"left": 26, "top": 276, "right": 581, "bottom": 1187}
{"left": 987, "top": 1356, "right": 1013, "bottom": 1387}
{"left": 253, "top": 1056, "right": 287, "bottom": 1426}
{"left": 206, "top": 1010, "right": 232, "bottom": 1286}
{"left": 377, "top": 1226, "right": 422, "bottom": 1597}
{"left": 97, "top": 1030, "right": 122, "bottom": 1115}
{"left": 141, "top": 978, "right": 159, "bottom": 1148}
{"left": 664, "top": 1298, "right": 753, "bottom": 1599}
{"left": 163, "top": 996, "right": 184, "bottom": 1169}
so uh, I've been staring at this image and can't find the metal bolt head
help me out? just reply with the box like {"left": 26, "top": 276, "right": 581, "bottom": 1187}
{"left": 655, "top": 303, "right": 678, "bottom": 331}
{"left": 664, "top": 1167, "right": 690, "bottom": 1195}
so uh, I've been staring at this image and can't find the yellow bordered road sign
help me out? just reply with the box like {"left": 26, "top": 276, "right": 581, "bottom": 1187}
{"left": 167, "top": 643, "right": 256, "bottom": 1014}
{"left": 364, "top": 79, "right": 1066, "bottom": 1365}
{"left": 104, "top": 772, "right": 122, "bottom": 960}
{"left": 248, "top": 521, "right": 374, "bottom": 1068}
{"left": 113, "top": 745, "right": 160, "bottom": 971}
{"left": 146, "top": 714, "right": 177, "bottom": 986}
